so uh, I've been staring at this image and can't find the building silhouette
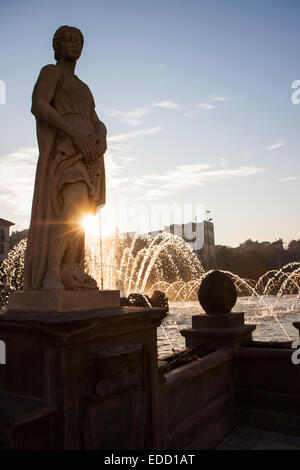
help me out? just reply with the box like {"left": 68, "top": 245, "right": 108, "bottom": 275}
{"left": 165, "top": 221, "right": 216, "bottom": 270}
{"left": 0, "top": 218, "right": 14, "bottom": 262}
{"left": 119, "top": 219, "right": 217, "bottom": 270}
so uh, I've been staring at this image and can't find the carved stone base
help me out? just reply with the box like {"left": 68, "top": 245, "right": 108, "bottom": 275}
{"left": 0, "top": 306, "right": 165, "bottom": 449}
{"left": 181, "top": 312, "right": 256, "bottom": 350}
{"left": 7, "top": 289, "right": 120, "bottom": 312}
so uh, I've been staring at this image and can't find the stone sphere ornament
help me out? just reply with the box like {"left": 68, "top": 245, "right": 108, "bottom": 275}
{"left": 198, "top": 270, "right": 237, "bottom": 315}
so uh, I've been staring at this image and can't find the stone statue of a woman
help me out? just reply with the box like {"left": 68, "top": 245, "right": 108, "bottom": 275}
{"left": 24, "top": 26, "right": 107, "bottom": 291}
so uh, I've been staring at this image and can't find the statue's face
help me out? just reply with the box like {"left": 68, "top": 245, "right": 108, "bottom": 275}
{"left": 59, "top": 29, "right": 83, "bottom": 61}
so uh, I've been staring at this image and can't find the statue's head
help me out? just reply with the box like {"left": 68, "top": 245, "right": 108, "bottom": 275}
{"left": 52, "top": 25, "right": 84, "bottom": 62}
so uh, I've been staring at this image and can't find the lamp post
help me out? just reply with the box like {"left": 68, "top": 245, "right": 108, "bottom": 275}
{"left": 99, "top": 211, "right": 104, "bottom": 290}
{"left": 206, "top": 211, "right": 210, "bottom": 269}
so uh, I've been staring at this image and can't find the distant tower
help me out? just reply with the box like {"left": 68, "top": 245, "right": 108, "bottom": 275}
{"left": 164, "top": 218, "right": 216, "bottom": 270}
{"left": 201, "top": 219, "right": 216, "bottom": 270}
{"left": 0, "top": 218, "right": 14, "bottom": 262}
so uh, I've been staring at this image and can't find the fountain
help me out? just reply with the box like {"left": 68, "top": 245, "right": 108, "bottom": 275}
{"left": 85, "top": 230, "right": 205, "bottom": 294}
{"left": 5, "top": 233, "right": 299, "bottom": 306}
{"left": 85, "top": 231, "right": 300, "bottom": 337}
{"left": 1, "top": 231, "right": 300, "bottom": 356}
{"left": 0, "top": 238, "right": 26, "bottom": 306}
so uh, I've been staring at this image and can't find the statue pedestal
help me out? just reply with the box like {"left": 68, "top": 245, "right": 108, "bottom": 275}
{"left": 7, "top": 290, "right": 120, "bottom": 312}
{"left": 181, "top": 312, "right": 256, "bottom": 351}
{"left": 0, "top": 305, "right": 166, "bottom": 449}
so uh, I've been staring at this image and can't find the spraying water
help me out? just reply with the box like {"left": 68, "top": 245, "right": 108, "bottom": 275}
{"left": 1, "top": 234, "right": 300, "bottom": 348}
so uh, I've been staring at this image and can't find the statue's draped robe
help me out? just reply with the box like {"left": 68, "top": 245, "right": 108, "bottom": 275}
{"left": 24, "top": 66, "right": 106, "bottom": 290}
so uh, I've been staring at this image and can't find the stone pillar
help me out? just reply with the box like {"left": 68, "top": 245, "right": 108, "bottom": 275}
{"left": 0, "top": 305, "right": 165, "bottom": 449}
{"left": 181, "top": 271, "right": 255, "bottom": 351}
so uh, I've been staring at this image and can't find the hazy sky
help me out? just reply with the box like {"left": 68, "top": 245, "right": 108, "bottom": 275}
{"left": 0, "top": 0, "right": 300, "bottom": 246}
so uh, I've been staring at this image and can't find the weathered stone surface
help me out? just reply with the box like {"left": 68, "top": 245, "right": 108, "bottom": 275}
{"left": 0, "top": 391, "right": 55, "bottom": 450}
{"left": 192, "top": 311, "right": 244, "bottom": 329}
{"left": 234, "top": 347, "right": 300, "bottom": 436}
{"left": 181, "top": 324, "right": 255, "bottom": 350}
{"left": 198, "top": 270, "right": 237, "bottom": 315}
{"left": 160, "top": 349, "right": 236, "bottom": 449}
{"left": 0, "top": 391, "right": 55, "bottom": 429}
{"left": 82, "top": 344, "right": 146, "bottom": 450}
{"left": 7, "top": 289, "right": 120, "bottom": 312}
{"left": 215, "top": 426, "right": 300, "bottom": 450}
{"left": 0, "top": 306, "right": 166, "bottom": 449}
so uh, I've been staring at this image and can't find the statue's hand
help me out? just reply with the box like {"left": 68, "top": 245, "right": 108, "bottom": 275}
{"left": 94, "top": 135, "right": 107, "bottom": 156}
{"left": 71, "top": 131, "right": 94, "bottom": 162}
{"left": 95, "top": 121, "right": 107, "bottom": 156}
{"left": 86, "top": 132, "right": 106, "bottom": 161}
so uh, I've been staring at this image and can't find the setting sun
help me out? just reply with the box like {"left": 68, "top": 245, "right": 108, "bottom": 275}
{"left": 82, "top": 215, "right": 100, "bottom": 237}
{"left": 82, "top": 207, "right": 118, "bottom": 239}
